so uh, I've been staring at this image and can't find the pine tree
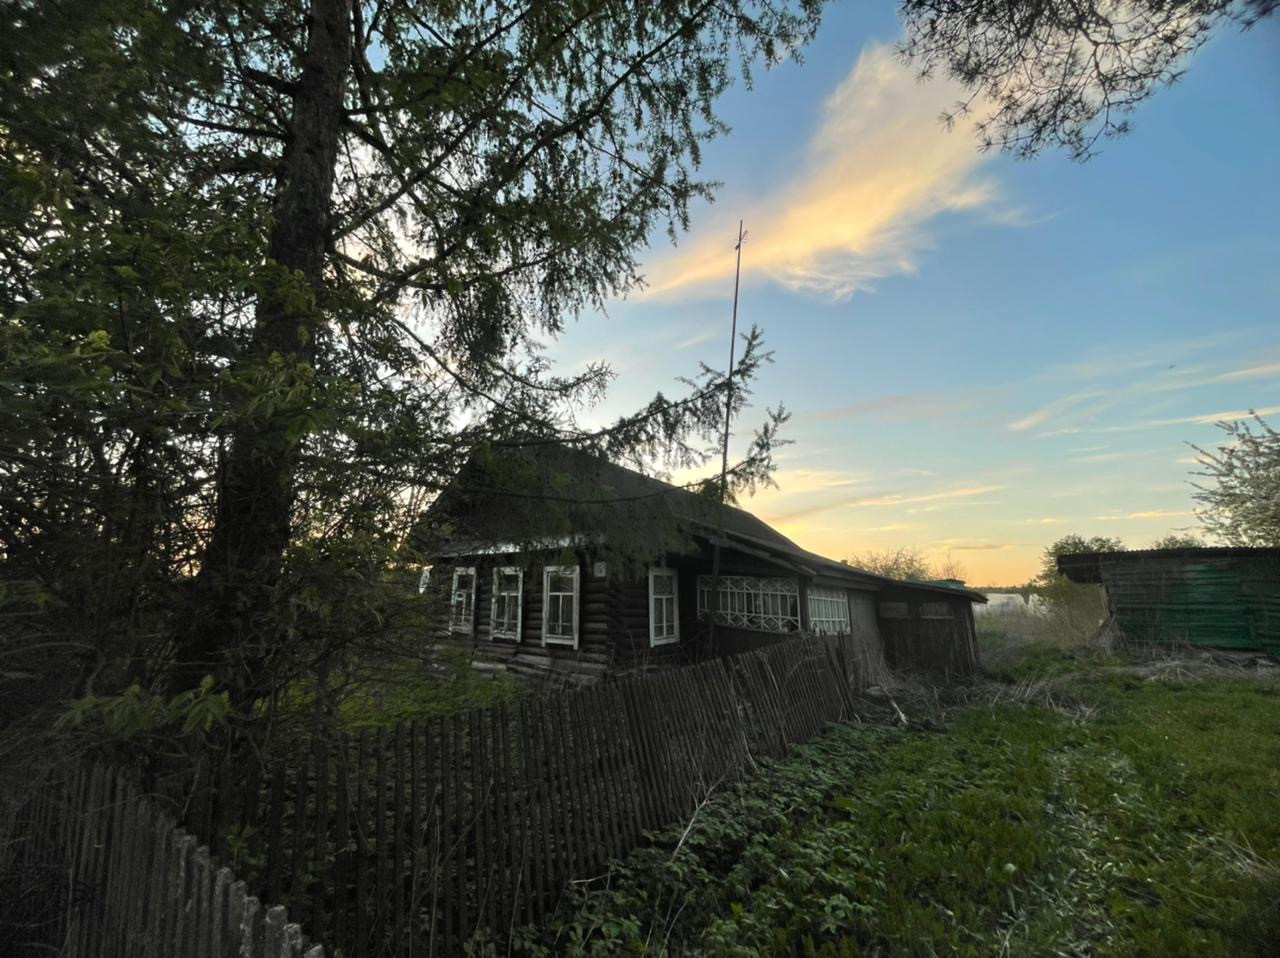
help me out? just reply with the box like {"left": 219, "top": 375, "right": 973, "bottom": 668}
{"left": 1, "top": 0, "right": 817, "bottom": 710}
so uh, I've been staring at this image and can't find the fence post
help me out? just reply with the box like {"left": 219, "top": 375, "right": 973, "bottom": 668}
{"left": 264, "top": 904, "right": 286, "bottom": 956}
{"left": 393, "top": 720, "right": 407, "bottom": 955}
{"left": 311, "top": 736, "right": 330, "bottom": 944}
{"left": 46, "top": 641, "right": 885, "bottom": 957}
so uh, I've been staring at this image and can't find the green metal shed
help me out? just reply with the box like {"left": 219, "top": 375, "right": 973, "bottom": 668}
{"left": 1057, "top": 547, "right": 1280, "bottom": 655}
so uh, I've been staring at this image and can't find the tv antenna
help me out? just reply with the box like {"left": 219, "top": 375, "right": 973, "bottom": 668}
{"left": 707, "top": 220, "right": 747, "bottom": 653}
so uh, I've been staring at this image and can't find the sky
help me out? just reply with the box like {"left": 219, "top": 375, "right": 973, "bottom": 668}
{"left": 548, "top": 5, "right": 1280, "bottom": 587}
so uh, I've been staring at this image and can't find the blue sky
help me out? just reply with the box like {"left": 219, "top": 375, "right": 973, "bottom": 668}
{"left": 551, "top": 7, "right": 1280, "bottom": 585}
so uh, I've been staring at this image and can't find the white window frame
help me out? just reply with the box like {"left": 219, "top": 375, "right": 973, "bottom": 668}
{"left": 807, "top": 586, "right": 852, "bottom": 635}
{"left": 449, "top": 566, "right": 477, "bottom": 634}
{"left": 648, "top": 567, "right": 680, "bottom": 647}
{"left": 542, "top": 565, "right": 579, "bottom": 648}
{"left": 697, "top": 575, "right": 801, "bottom": 633}
{"left": 490, "top": 567, "right": 523, "bottom": 641}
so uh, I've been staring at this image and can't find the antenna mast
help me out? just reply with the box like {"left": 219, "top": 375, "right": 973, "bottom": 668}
{"left": 706, "top": 220, "right": 746, "bottom": 654}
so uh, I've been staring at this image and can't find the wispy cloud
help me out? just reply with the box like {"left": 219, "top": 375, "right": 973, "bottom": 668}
{"left": 745, "top": 468, "right": 866, "bottom": 519}
{"left": 1018, "top": 345, "right": 1280, "bottom": 437}
{"left": 982, "top": 206, "right": 1057, "bottom": 228}
{"left": 674, "top": 329, "right": 719, "bottom": 351}
{"left": 761, "top": 482, "right": 1004, "bottom": 524}
{"left": 1041, "top": 404, "right": 1280, "bottom": 437}
{"left": 1044, "top": 330, "right": 1260, "bottom": 382}
{"left": 1092, "top": 509, "right": 1193, "bottom": 520}
{"left": 1069, "top": 449, "right": 1155, "bottom": 464}
{"left": 1008, "top": 389, "right": 1109, "bottom": 432}
{"left": 773, "top": 469, "right": 865, "bottom": 495}
{"left": 810, "top": 389, "right": 991, "bottom": 422}
{"left": 1145, "top": 405, "right": 1280, "bottom": 426}
{"left": 936, "top": 540, "right": 1011, "bottom": 551}
{"left": 906, "top": 500, "right": 1002, "bottom": 513}
{"left": 1145, "top": 360, "right": 1280, "bottom": 393}
{"left": 641, "top": 43, "right": 1007, "bottom": 301}
{"left": 849, "top": 484, "right": 1004, "bottom": 508}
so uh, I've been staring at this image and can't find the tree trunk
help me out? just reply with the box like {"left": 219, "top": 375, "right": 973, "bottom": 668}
{"left": 176, "top": 0, "right": 351, "bottom": 698}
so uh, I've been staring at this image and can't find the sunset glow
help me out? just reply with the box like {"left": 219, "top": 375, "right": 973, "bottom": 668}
{"left": 553, "top": 6, "right": 1280, "bottom": 585}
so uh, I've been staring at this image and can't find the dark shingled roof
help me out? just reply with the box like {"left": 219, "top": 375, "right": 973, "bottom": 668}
{"left": 427, "top": 444, "right": 987, "bottom": 604}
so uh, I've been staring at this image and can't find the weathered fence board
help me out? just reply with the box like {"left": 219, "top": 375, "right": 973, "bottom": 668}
{"left": 395, "top": 637, "right": 862, "bottom": 951}
{"left": 15, "top": 633, "right": 874, "bottom": 957}
{"left": 7, "top": 766, "right": 321, "bottom": 958}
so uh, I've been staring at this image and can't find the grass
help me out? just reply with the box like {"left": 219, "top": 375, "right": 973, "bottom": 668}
{"left": 337, "top": 642, "right": 525, "bottom": 728}
{"left": 522, "top": 628, "right": 1280, "bottom": 956}
{"left": 284, "top": 642, "right": 525, "bottom": 731}
{"left": 973, "top": 589, "right": 1113, "bottom": 680}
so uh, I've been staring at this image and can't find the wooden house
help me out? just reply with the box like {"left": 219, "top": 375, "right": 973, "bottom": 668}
{"left": 418, "top": 446, "right": 986, "bottom": 683}
{"left": 1058, "top": 547, "right": 1280, "bottom": 654}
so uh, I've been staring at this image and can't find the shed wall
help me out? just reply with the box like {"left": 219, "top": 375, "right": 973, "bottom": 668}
{"left": 1100, "top": 553, "right": 1280, "bottom": 654}
{"left": 877, "top": 590, "right": 979, "bottom": 677}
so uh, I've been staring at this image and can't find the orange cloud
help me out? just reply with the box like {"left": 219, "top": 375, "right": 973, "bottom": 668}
{"left": 640, "top": 43, "right": 1003, "bottom": 301}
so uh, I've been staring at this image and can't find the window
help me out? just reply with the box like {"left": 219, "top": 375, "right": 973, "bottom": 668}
{"left": 450, "top": 567, "right": 477, "bottom": 633}
{"left": 491, "top": 567, "right": 523, "bottom": 640}
{"left": 649, "top": 568, "right": 679, "bottom": 646}
{"left": 807, "top": 586, "right": 851, "bottom": 634}
{"left": 920, "top": 601, "right": 954, "bottom": 620}
{"left": 542, "top": 565, "right": 579, "bottom": 647}
{"left": 697, "top": 575, "right": 800, "bottom": 633}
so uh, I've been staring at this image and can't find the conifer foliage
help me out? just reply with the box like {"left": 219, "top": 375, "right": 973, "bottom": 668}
{"left": 1, "top": 0, "right": 819, "bottom": 712}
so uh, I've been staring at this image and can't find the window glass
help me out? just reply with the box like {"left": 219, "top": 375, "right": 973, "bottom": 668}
{"left": 807, "top": 586, "right": 851, "bottom": 634}
{"left": 696, "top": 575, "right": 800, "bottom": 633}
{"left": 491, "top": 568, "right": 522, "bottom": 639}
{"left": 543, "top": 566, "right": 578, "bottom": 645}
{"left": 450, "top": 567, "right": 476, "bottom": 632}
{"left": 650, "top": 569, "right": 679, "bottom": 645}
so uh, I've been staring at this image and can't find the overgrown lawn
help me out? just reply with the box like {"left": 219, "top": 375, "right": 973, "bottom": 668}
{"left": 524, "top": 659, "right": 1280, "bottom": 956}
{"left": 284, "top": 642, "right": 525, "bottom": 730}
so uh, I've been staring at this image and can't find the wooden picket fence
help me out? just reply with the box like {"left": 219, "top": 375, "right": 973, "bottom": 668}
{"left": 164, "top": 632, "right": 881, "bottom": 956}
{"left": 5, "top": 764, "right": 323, "bottom": 958}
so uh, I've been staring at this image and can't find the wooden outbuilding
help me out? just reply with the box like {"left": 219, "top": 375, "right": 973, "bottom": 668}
{"left": 1057, "top": 547, "right": 1280, "bottom": 655}
{"left": 418, "top": 446, "right": 986, "bottom": 683}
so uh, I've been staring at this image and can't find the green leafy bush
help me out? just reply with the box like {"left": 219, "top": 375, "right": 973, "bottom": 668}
{"left": 58, "top": 674, "right": 230, "bottom": 738}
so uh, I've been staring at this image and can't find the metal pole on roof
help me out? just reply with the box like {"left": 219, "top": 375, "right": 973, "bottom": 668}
{"left": 706, "top": 220, "right": 746, "bottom": 655}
